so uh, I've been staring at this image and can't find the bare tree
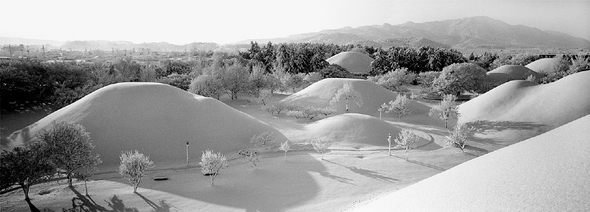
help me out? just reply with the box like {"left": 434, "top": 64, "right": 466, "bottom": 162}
{"left": 119, "top": 150, "right": 154, "bottom": 193}
{"left": 429, "top": 94, "right": 457, "bottom": 129}
{"left": 199, "top": 150, "right": 228, "bottom": 186}
{"left": 329, "top": 83, "right": 363, "bottom": 112}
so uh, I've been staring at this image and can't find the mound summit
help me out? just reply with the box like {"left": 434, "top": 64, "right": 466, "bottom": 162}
{"left": 326, "top": 51, "right": 374, "bottom": 74}
{"left": 5, "top": 83, "right": 285, "bottom": 166}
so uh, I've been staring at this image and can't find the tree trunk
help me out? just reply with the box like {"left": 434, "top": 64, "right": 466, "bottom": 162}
{"left": 210, "top": 174, "right": 216, "bottom": 186}
{"left": 23, "top": 185, "right": 41, "bottom": 212}
{"left": 68, "top": 174, "right": 73, "bottom": 187}
{"left": 284, "top": 151, "right": 287, "bottom": 159}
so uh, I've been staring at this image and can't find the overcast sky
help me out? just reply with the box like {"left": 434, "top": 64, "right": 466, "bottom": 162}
{"left": 1, "top": 0, "right": 589, "bottom": 44}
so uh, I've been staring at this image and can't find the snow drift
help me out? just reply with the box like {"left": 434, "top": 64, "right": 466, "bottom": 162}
{"left": 326, "top": 51, "right": 374, "bottom": 74}
{"left": 486, "top": 65, "right": 539, "bottom": 83}
{"left": 525, "top": 57, "right": 561, "bottom": 74}
{"left": 4, "top": 83, "right": 286, "bottom": 165}
{"left": 353, "top": 114, "right": 590, "bottom": 211}
{"left": 281, "top": 78, "right": 430, "bottom": 116}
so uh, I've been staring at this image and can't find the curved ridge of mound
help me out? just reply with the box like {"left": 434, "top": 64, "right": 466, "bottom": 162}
{"left": 354, "top": 114, "right": 590, "bottom": 211}
{"left": 326, "top": 51, "right": 374, "bottom": 74}
{"left": 302, "top": 113, "right": 402, "bottom": 147}
{"left": 458, "top": 71, "right": 590, "bottom": 141}
{"left": 525, "top": 57, "right": 561, "bottom": 74}
{"left": 281, "top": 78, "right": 430, "bottom": 116}
{"left": 5, "top": 83, "right": 286, "bottom": 165}
{"left": 486, "top": 65, "right": 540, "bottom": 83}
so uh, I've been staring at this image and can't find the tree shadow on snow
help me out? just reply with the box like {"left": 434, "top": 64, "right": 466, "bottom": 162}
{"left": 141, "top": 152, "right": 326, "bottom": 212}
{"left": 135, "top": 193, "right": 172, "bottom": 212}
{"left": 323, "top": 160, "right": 399, "bottom": 183}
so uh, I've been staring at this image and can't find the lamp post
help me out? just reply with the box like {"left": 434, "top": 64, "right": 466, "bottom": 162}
{"left": 186, "top": 141, "right": 190, "bottom": 166}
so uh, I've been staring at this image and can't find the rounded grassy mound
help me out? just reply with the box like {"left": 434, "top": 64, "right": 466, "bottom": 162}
{"left": 326, "top": 51, "right": 374, "bottom": 74}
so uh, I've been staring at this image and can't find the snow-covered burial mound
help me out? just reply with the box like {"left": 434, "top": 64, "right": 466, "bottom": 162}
{"left": 326, "top": 51, "right": 374, "bottom": 74}
{"left": 353, "top": 114, "right": 590, "bottom": 211}
{"left": 458, "top": 71, "right": 590, "bottom": 141}
{"left": 525, "top": 57, "right": 562, "bottom": 74}
{"left": 282, "top": 78, "right": 429, "bottom": 116}
{"left": 300, "top": 113, "right": 429, "bottom": 149}
{"left": 486, "top": 65, "right": 539, "bottom": 83}
{"left": 5, "top": 83, "right": 285, "bottom": 165}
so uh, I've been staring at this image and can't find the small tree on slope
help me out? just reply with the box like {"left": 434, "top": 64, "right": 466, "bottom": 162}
{"left": 429, "top": 94, "right": 457, "bottom": 129}
{"left": 329, "top": 83, "right": 363, "bottom": 113}
{"left": 0, "top": 142, "right": 54, "bottom": 211}
{"left": 37, "top": 122, "right": 101, "bottom": 187}
{"left": 446, "top": 123, "right": 474, "bottom": 152}
{"left": 199, "top": 150, "right": 228, "bottom": 186}
{"left": 395, "top": 129, "right": 419, "bottom": 159}
{"left": 119, "top": 150, "right": 154, "bottom": 193}
{"left": 386, "top": 94, "right": 411, "bottom": 119}
{"left": 279, "top": 141, "right": 291, "bottom": 159}
{"left": 311, "top": 138, "right": 331, "bottom": 160}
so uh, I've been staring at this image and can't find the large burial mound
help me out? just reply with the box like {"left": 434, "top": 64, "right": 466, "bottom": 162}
{"left": 326, "top": 51, "right": 374, "bottom": 74}
{"left": 486, "top": 65, "right": 540, "bottom": 83}
{"left": 281, "top": 78, "right": 429, "bottom": 116}
{"left": 458, "top": 71, "right": 590, "bottom": 142}
{"left": 525, "top": 57, "right": 561, "bottom": 74}
{"left": 4, "top": 83, "right": 285, "bottom": 166}
{"left": 354, "top": 114, "right": 590, "bottom": 211}
{"left": 298, "top": 113, "right": 429, "bottom": 149}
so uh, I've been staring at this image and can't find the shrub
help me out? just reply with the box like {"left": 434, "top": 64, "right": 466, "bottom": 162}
{"left": 0, "top": 142, "right": 55, "bottom": 210}
{"left": 37, "top": 122, "right": 101, "bottom": 187}
{"left": 329, "top": 82, "right": 363, "bottom": 112}
{"left": 263, "top": 102, "right": 294, "bottom": 116}
{"left": 157, "top": 73, "right": 192, "bottom": 90}
{"left": 199, "top": 150, "right": 228, "bottom": 186}
{"left": 368, "top": 68, "right": 416, "bottom": 91}
{"left": 569, "top": 55, "right": 590, "bottom": 73}
{"left": 311, "top": 138, "right": 330, "bottom": 160}
{"left": 429, "top": 94, "right": 457, "bottom": 129}
{"left": 286, "top": 106, "right": 335, "bottom": 120}
{"left": 250, "top": 131, "right": 276, "bottom": 147}
{"left": 418, "top": 71, "right": 440, "bottom": 88}
{"left": 189, "top": 74, "right": 224, "bottom": 99}
{"left": 432, "top": 63, "right": 487, "bottom": 95}
{"left": 119, "top": 150, "right": 154, "bottom": 192}
{"left": 446, "top": 123, "right": 474, "bottom": 152}
{"left": 279, "top": 141, "right": 291, "bottom": 159}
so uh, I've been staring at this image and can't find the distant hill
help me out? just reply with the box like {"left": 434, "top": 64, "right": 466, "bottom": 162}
{"left": 0, "top": 36, "right": 63, "bottom": 47}
{"left": 60, "top": 40, "right": 219, "bottom": 52}
{"left": 246, "top": 16, "right": 590, "bottom": 49}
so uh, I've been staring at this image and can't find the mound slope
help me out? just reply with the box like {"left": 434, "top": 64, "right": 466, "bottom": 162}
{"left": 5, "top": 83, "right": 285, "bottom": 165}
{"left": 525, "top": 57, "right": 561, "bottom": 74}
{"left": 486, "top": 65, "right": 539, "bottom": 83}
{"left": 354, "top": 114, "right": 590, "bottom": 211}
{"left": 326, "top": 51, "right": 374, "bottom": 74}
{"left": 458, "top": 71, "right": 590, "bottom": 141}
{"left": 281, "top": 78, "right": 430, "bottom": 116}
{"left": 302, "top": 113, "right": 401, "bottom": 147}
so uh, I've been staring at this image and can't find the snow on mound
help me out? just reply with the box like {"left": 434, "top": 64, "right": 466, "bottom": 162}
{"left": 302, "top": 113, "right": 402, "bottom": 147}
{"left": 295, "top": 113, "right": 430, "bottom": 149}
{"left": 459, "top": 71, "right": 590, "bottom": 130}
{"left": 281, "top": 78, "right": 429, "bottom": 116}
{"left": 486, "top": 65, "right": 540, "bottom": 83}
{"left": 5, "top": 83, "right": 286, "bottom": 165}
{"left": 326, "top": 51, "right": 374, "bottom": 74}
{"left": 353, "top": 114, "right": 590, "bottom": 211}
{"left": 525, "top": 57, "right": 561, "bottom": 74}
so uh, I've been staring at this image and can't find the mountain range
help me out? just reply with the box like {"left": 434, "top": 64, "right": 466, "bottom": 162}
{"left": 2, "top": 16, "right": 589, "bottom": 51}
{"left": 249, "top": 16, "right": 590, "bottom": 49}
